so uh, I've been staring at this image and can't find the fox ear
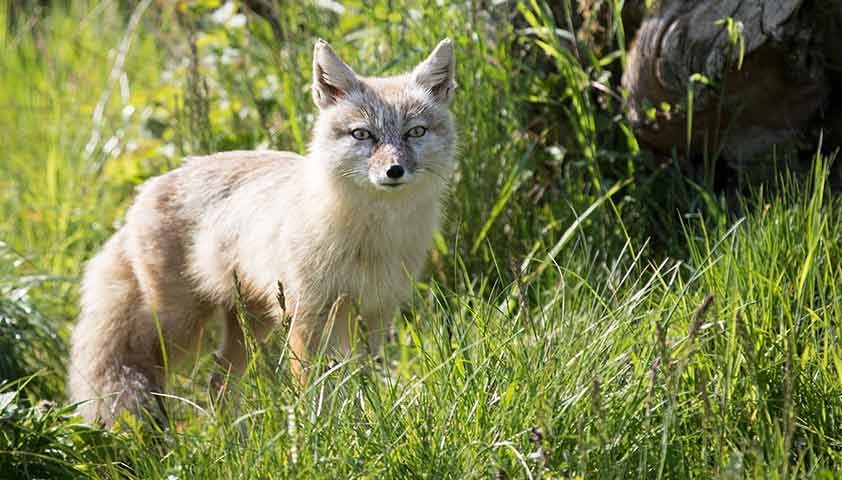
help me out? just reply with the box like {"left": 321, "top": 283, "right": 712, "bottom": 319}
{"left": 412, "top": 38, "right": 456, "bottom": 104}
{"left": 312, "top": 40, "right": 359, "bottom": 109}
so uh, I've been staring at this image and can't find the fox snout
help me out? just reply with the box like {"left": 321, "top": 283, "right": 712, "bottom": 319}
{"left": 369, "top": 143, "right": 416, "bottom": 189}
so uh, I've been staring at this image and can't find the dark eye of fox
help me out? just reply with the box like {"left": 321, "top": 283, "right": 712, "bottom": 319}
{"left": 406, "top": 126, "right": 427, "bottom": 138}
{"left": 351, "top": 128, "right": 372, "bottom": 140}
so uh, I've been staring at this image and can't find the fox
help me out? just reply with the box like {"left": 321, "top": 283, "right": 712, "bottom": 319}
{"left": 68, "top": 38, "right": 457, "bottom": 426}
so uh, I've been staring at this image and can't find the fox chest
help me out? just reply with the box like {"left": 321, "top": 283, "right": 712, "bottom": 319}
{"left": 324, "top": 230, "right": 426, "bottom": 309}
{"left": 291, "top": 211, "right": 433, "bottom": 312}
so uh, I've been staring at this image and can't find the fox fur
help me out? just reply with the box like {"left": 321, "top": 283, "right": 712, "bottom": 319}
{"left": 68, "top": 39, "right": 457, "bottom": 425}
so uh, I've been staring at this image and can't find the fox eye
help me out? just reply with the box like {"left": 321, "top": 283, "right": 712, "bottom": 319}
{"left": 406, "top": 126, "right": 427, "bottom": 138}
{"left": 351, "top": 128, "right": 372, "bottom": 140}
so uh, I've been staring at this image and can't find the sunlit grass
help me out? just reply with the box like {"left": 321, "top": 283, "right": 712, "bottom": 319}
{"left": 1, "top": 1, "right": 841, "bottom": 478}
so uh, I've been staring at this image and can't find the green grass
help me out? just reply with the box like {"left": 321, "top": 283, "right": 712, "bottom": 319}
{"left": 2, "top": 0, "right": 841, "bottom": 478}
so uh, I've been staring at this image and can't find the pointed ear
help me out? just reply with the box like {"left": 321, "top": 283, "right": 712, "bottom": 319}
{"left": 411, "top": 38, "right": 456, "bottom": 104}
{"left": 312, "top": 39, "right": 359, "bottom": 109}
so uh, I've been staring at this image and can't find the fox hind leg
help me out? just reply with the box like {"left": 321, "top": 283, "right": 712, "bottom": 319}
{"left": 211, "top": 302, "right": 275, "bottom": 405}
{"left": 69, "top": 231, "right": 210, "bottom": 426}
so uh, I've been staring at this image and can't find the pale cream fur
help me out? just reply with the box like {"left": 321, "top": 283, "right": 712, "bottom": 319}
{"left": 68, "top": 39, "right": 457, "bottom": 425}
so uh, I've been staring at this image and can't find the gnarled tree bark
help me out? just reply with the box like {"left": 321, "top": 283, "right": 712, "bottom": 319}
{"left": 622, "top": 0, "right": 840, "bottom": 165}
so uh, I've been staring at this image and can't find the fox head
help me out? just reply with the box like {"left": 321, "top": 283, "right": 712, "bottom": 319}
{"left": 308, "top": 39, "right": 457, "bottom": 193}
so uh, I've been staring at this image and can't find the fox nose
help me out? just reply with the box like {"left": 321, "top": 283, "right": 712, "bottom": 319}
{"left": 386, "top": 165, "right": 405, "bottom": 179}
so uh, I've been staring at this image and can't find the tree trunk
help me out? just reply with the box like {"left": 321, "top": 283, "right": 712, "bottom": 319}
{"left": 622, "top": 0, "right": 841, "bottom": 166}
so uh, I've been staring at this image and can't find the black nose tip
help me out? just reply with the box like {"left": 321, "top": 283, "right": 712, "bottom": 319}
{"left": 386, "top": 165, "right": 405, "bottom": 179}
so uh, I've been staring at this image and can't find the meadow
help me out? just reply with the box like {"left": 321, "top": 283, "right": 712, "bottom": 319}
{"left": 1, "top": 1, "right": 841, "bottom": 478}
